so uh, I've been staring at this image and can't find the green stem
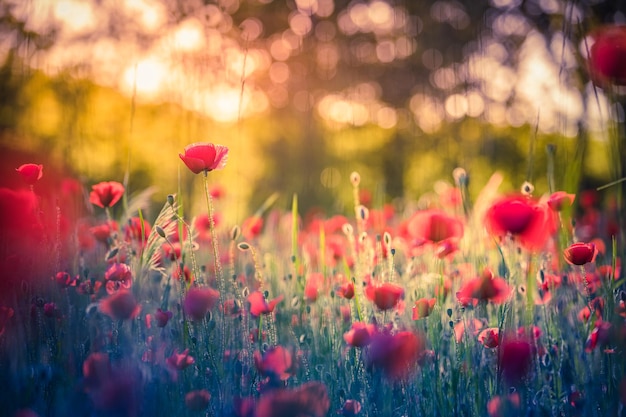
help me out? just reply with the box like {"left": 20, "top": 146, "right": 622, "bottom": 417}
{"left": 203, "top": 171, "right": 224, "bottom": 301}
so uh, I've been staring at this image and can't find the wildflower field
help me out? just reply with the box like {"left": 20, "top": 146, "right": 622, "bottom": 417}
{"left": 2, "top": 1, "right": 626, "bottom": 417}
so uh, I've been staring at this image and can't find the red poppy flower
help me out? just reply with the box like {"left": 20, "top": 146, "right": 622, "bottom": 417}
{"left": 99, "top": 291, "right": 141, "bottom": 320}
{"left": 82, "top": 352, "right": 111, "bottom": 389}
{"left": 366, "top": 331, "right": 425, "bottom": 379}
{"left": 499, "top": 336, "right": 532, "bottom": 384}
{"left": 123, "top": 217, "right": 151, "bottom": 246}
{"left": 340, "top": 399, "right": 362, "bottom": 416}
{"left": 453, "top": 318, "right": 483, "bottom": 343}
{"left": 456, "top": 269, "right": 512, "bottom": 305}
{"left": 343, "top": 322, "right": 376, "bottom": 347}
{"left": 89, "top": 181, "right": 125, "bottom": 208}
{"left": 487, "top": 392, "right": 520, "bottom": 417}
{"left": 183, "top": 287, "right": 219, "bottom": 321}
{"left": 412, "top": 298, "right": 436, "bottom": 320}
{"left": 478, "top": 327, "right": 500, "bottom": 348}
{"left": 179, "top": 142, "right": 229, "bottom": 174}
{"left": 254, "top": 345, "right": 293, "bottom": 381}
{"left": 16, "top": 163, "right": 43, "bottom": 185}
{"left": 485, "top": 195, "right": 555, "bottom": 250}
{"left": 90, "top": 222, "right": 117, "bottom": 244}
{"left": 365, "top": 282, "right": 404, "bottom": 310}
{"left": 247, "top": 291, "right": 284, "bottom": 317}
{"left": 406, "top": 209, "right": 464, "bottom": 243}
{"left": 547, "top": 191, "right": 575, "bottom": 212}
{"left": 585, "top": 320, "right": 612, "bottom": 352}
{"left": 564, "top": 242, "right": 597, "bottom": 266}
{"left": 53, "top": 271, "right": 76, "bottom": 288}
{"left": 166, "top": 348, "right": 195, "bottom": 371}
{"left": 242, "top": 215, "right": 263, "bottom": 240}
{"left": 589, "top": 25, "right": 626, "bottom": 87}
{"left": 154, "top": 308, "right": 173, "bottom": 327}
{"left": 185, "top": 389, "right": 211, "bottom": 411}
{"left": 305, "top": 272, "right": 324, "bottom": 302}
{"left": 255, "top": 381, "right": 330, "bottom": 417}
{"left": 337, "top": 281, "right": 355, "bottom": 299}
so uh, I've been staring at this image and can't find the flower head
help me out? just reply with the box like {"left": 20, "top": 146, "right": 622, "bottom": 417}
{"left": 254, "top": 345, "right": 293, "bottom": 381}
{"left": 366, "top": 331, "right": 425, "bottom": 379}
{"left": 183, "top": 287, "right": 219, "bottom": 321}
{"left": 589, "top": 25, "right": 626, "bottom": 87}
{"left": 564, "top": 242, "right": 597, "bottom": 266}
{"left": 179, "top": 142, "right": 229, "bottom": 174}
{"left": 89, "top": 181, "right": 125, "bottom": 208}
{"left": 485, "top": 195, "right": 555, "bottom": 250}
{"left": 185, "top": 389, "right": 211, "bottom": 411}
{"left": 478, "top": 327, "right": 500, "bottom": 348}
{"left": 456, "top": 268, "right": 512, "bottom": 305}
{"left": 365, "top": 282, "right": 404, "bottom": 311}
{"left": 255, "top": 381, "right": 329, "bottom": 417}
{"left": 343, "top": 322, "right": 376, "bottom": 347}
{"left": 99, "top": 291, "right": 140, "bottom": 320}
{"left": 16, "top": 163, "right": 43, "bottom": 185}
{"left": 166, "top": 348, "right": 195, "bottom": 371}
{"left": 412, "top": 298, "right": 436, "bottom": 320}
{"left": 406, "top": 209, "right": 464, "bottom": 243}
{"left": 247, "top": 291, "right": 284, "bottom": 317}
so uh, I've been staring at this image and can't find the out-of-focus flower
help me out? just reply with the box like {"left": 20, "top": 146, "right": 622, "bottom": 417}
{"left": 456, "top": 269, "right": 512, "bottom": 305}
{"left": 487, "top": 392, "right": 520, "bottom": 417}
{"left": 16, "top": 163, "right": 43, "bottom": 185}
{"left": 406, "top": 209, "right": 464, "bottom": 243}
{"left": 564, "top": 242, "right": 597, "bottom": 266}
{"left": 242, "top": 215, "right": 263, "bottom": 240}
{"left": 247, "top": 291, "right": 283, "bottom": 317}
{"left": 412, "top": 298, "right": 436, "bottom": 320}
{"left": 499, "top": 336, "right": 532, "bottom": 385}
{"left": 89, "top": 181, "right": 124, "bottom": 208}
{"left": 0, "top": 305, "right": 14, "bottom": 336}
{"left": 166, "top": 348, "right": 195, "bottom": 371}
{"left": 366, "top": 331, "right": 425, "bottom": 379}
{"left": 154, "top": 308, "right": 173, "bottom": 327}
{"left": 104, "top": 263, "right": 133, "bottom": 294}
{"left": 53, "top": 271, "right": 76, "bottom": 288}
{"left": 185, "top": 389, "right": 211, "bottom": 411}
{"left": 305, "top": 272, "right": 324, "bottom": 302}
{"left": 254, "top": 345, "right": 293, "bottom": 381}
{"left": 547, "top": 191, "right": 575, "bottom": 212}
{"left": 179, "top": 142, "right": 229, "bottom": 174}
{"left": 340, "top": 399, "right": 362, "bottom": 416}
{"left": 99, "top": 291, "right": 140, "bottom": 320}
{"left": 343, "top": 322, "right": 376, "bottom": 347}
{"left": 478, "top": 327, "right": 500, "bottom": 348}
{"left": 336, "top": 281, "right": 355, "bottom": 300}
{"left": 124, "top": 217, "right": 151, "bottom": 246}
{"left": 183, "top": 287, "right": 219, "bottom": 321}
{"left": 589, "top": 25, "right": 626, "bottom": 87}
{"left": 365, "top": 282, "right": 404, "bottom": 311}
{"left": 485, "top": 195, "right": 555, "bottom": 250}
{"left": 254, "top": 381, "right": 330, "bottom": 417}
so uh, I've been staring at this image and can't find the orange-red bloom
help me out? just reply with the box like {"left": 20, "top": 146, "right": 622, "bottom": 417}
{"left": 485, "top": 195, "right": 554, "bottom": 250}
{"left": 478, "top": 327, "right": 500, "bottom": 348}
{"left": 254, "top": 345, "right": 293, "bottom": 381}
{"left": 412, "top": 298, "right": 436, "bottom": 320}
{"left": 179, "top": 142, "right": 229, "bottom": 174}
{"left": 166, "top": 348, "right": 195, "bottom": 371}
{"left": 336, "top": 281, "right": 355, "bottom": 299}
{"left": 365, "top": 282, "right": 404, "bottom": 310}
{"left": 406, "top": 209, "right": 464, "bottom": 243}
{"left": 247, "top": 291, "right": 284, "bottom": 317}
{"left": 547, "top": 191, "right": 575, "bottom": 212}
{"left": 89, "top": 181, "right": 125, "bottom": 208}
{"left": 564, "top": 242, "right": 597, "bottom": 266}
{"left": 589, "top": 25, "right": 626, "bottom": 87}
{"left": 183, "top": 287, "right": 219, "bottom": 321}
{"left": 456, "top": 269, "right": 512, "bottom": 305}
{"left": 343, "top": 322, "right": 376, "bottom": 347}
{"left": 16, "top": 163, "right": 43, "bottom": 185}
{"left": 499, "top": 336, "right": 532, "bottom": 384}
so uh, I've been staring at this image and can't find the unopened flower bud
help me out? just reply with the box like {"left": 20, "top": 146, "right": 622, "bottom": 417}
{"left": 350, "top": 172, "right": 360, "bottom": 187}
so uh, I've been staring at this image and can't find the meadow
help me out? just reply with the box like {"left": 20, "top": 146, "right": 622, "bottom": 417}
{"left": 2, "top": 2, "right": 626, "bottom": 417}
{"left": 0, "top": 139, "right": 624, "bottom": 417}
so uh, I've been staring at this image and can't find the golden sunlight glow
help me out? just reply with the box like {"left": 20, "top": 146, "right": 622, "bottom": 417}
{"left": 122, "top": 58, "right": 168, "bottom": 98}
{"left": 187, "top": 86, "right": 268, "bottom": 123}
{"left": 53, "top": 0, "right": 96, "bottom": 34}
{"left": 173, "top": 19, "right": 206, "bottom": 52}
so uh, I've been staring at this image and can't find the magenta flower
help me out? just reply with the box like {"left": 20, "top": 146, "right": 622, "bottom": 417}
{"left": 99, "top": 291, "right": 140, "bottom": 320}
{"left": 179, "top": 142, "right": 229, "bottom": 174}
{"left": 183, "top": 287, "right": 219, "bottom": 321}
{"left": 166, "top": 348, "right": 195, "bottom": 371}
{"left": 589, "top": 25, "right": 626, "bottom": 87}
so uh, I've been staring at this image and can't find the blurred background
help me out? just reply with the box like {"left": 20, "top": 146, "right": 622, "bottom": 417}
{"left": 0, "top": 0, "right": 623, "bottom": 223}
